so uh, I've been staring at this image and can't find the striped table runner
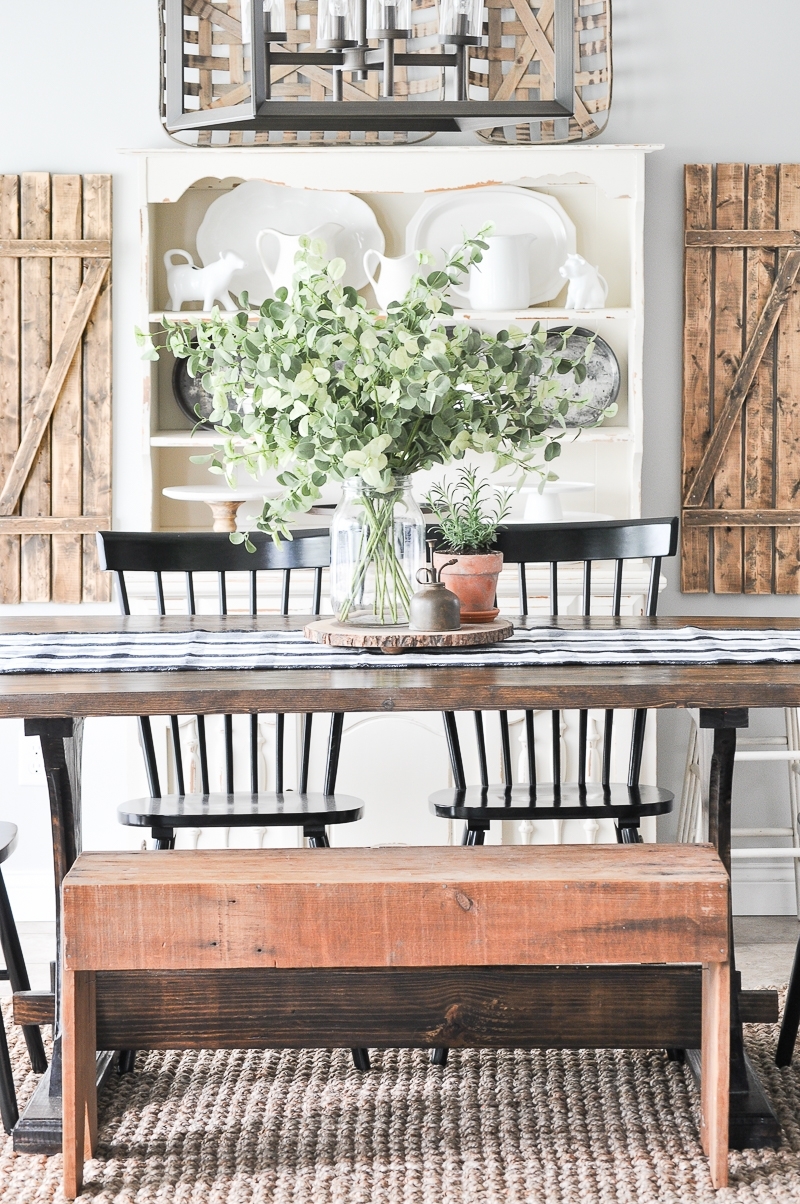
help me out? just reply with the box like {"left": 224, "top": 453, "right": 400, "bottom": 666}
{"left": 0, "top": 626, "right": 798, "bottom": 673}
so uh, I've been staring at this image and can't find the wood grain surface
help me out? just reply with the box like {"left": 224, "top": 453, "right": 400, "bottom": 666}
{"left": 15, "top": 974, "right": 776, "bottom": 1036}
{"left": 89, "top": 965, "right": 711, "bottom": 1050}
{"left": 0, "top": 259, "right": 109, "bottom": 518}
{"left": 0, "top": 177, "right": 20, "bottom": 603}
{"left": 20, "top": 173, "right": 51, "bottom": 602}
{"left": 712, "top": 163, "right": 745, "bottom": 593}
{"left": 62, "top": 968, "right": 96, "bottom": 1199}
{"left": 683, "top": 163, "right": 800, "bottom": 596}
{"left": 0, "top": 175, "right": 111, "bottom": 603}
{"left": 62, "top": 845, "right": 729, "bottom": 972}
{"left": 744, "top": 164, "right": 777, "bottom": 593}
{"left": 80, "top": 175, "right": 111, "bottom": 602}
{"left": 681, "top": 164, "right": 713, "bottom": 591}
{"left": 303, "top": 616, "right": 514, "bottom": 650}
{"left": 50, "top": 176, "right": 83, "bottom": 603}
{"left": 686, "top": 230, "right": 800, "bottom": 247}
{"left": 775, "top": 165, "right": 800, "bottom": 591}
{"left": 701, "top": 959, "right": 731, "bottom": 1187}
{"left": 0, "top": 240, "right": 110, "bottom": 257}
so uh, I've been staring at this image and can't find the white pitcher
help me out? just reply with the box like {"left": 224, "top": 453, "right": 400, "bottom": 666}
{"left": 450, "top": 233, "right": 536, "bottom": 311}
{"left": 256, "top": 223, "right": 343, "bottom": 297}
{"left": 363, "top": 249, "right": 420, "bottom": 311}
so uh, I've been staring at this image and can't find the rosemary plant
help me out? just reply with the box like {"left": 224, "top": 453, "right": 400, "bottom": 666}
{"left": 425, "top": 468, "right": 512, "bottom": 554}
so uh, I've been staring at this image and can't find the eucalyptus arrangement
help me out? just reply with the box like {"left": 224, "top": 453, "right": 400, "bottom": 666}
{"left": 139, "top": 232, "right": 590, "bottom": 625}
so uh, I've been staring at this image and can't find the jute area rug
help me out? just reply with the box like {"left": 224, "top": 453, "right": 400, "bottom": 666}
{"left": 2, "top": 1001, "right": 800, "bottom": 1204}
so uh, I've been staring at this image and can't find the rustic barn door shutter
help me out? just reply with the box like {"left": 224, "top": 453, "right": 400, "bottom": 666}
{"left": 0, "top": 173, "right": 111, "bottom": 603}
{"left": 682, "top": 162, "right": 800, "bottom": 594}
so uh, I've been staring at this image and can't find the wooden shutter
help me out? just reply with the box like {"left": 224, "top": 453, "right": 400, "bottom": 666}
{"left": 0, "top": 174, "right": 111, "bottom": 603}
{"left": 682, "top": 162, "right": 800, "bottom": 593}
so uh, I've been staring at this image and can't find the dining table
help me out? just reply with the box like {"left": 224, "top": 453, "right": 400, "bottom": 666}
{"left": 3, "top": 611, "right": 798, "bottom": 1156}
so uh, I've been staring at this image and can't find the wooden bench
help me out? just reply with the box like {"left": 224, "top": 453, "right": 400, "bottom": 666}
{"left": 61, "top": 844, "right": 730, "bottom": 1196}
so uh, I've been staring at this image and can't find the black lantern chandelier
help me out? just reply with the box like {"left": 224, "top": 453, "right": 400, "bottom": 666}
{"left": 164, "top": 0, "right": 575, "bottom": 133}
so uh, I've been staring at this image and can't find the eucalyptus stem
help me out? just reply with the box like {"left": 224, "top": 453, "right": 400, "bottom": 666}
{"left": 336, "top": 489, "right": 414, "bottom": 624}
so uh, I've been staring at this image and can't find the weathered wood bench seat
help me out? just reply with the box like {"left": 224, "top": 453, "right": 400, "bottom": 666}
{"left": 61, "top": 844, "right": 730, "bottom": 1196}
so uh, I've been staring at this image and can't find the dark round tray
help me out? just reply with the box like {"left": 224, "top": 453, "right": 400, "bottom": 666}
{"left": 172, "top": 354, "right": 215, "bottom": 430}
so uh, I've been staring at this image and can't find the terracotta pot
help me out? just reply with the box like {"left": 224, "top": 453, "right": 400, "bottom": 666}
{"left": 432, "top": 550, "right": 503, "bottom": 622}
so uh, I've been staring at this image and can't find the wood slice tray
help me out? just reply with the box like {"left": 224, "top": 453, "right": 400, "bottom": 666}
{"left": 303, "top": 617, "right": 514, "bottom": 655}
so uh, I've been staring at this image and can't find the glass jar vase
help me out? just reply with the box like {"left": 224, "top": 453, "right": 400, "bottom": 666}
{"left": 330, "top": 477, "right": 425, "bottom": 625}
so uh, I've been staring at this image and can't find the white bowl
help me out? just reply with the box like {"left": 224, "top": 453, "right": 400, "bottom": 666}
{"left": 519, "top": 481, "right": 594, "bottom": 522}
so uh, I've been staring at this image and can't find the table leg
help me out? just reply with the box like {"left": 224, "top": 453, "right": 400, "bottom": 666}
{"left": 12, "top": 718, "right": 115, "bottom": 1156}
{"left": 686, "top": 708, "right": 781, "bottom": 1150}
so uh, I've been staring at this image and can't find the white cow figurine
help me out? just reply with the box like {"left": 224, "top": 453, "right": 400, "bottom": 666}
{"left": 559, "top": 253, "right": 609, "bottom": 310}
{"left": 164, "top": 249, "right": 245, "bottom": 312}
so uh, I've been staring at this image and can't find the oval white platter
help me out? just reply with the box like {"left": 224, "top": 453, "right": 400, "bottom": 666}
{"left": 404, "top": 186, "right": 576, "bottom": 306}
{"left": 196, "top": 180, "right": 385, "bottom": 306}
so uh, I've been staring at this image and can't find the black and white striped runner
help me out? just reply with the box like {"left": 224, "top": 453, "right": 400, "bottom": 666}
{"left": 0, "top": 625, "right": 798, "bottom": 673}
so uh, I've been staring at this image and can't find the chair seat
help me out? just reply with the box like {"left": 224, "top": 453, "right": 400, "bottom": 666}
{"left": 118, "top": 792, "right": 364, "bottom": 829}
{"left": 429, "top": 783, "right": 674, "bottom": 822}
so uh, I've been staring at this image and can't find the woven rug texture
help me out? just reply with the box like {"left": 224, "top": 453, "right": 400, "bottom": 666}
{"left": 2, "top": 1001, "right": 800, "bottom": 1203}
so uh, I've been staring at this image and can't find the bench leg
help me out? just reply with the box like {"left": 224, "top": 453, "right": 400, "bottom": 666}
{"left": 701, "top": 961, "right": 730, "bottom": 1190}
{"left": 63, "top": 969, "right": 97, "bottom": 1200}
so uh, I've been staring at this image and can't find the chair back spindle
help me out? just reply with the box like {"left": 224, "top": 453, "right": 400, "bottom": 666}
{"left": 440, "top": 518, "right": 678, "bottom": 807}
{"left": 98, "top": 530, "right": 336, "bottom": 801}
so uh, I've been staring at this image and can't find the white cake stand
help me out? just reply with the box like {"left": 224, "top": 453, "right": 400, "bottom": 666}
{"left": 162, "top": 485, "right": 277, "bottom": 532}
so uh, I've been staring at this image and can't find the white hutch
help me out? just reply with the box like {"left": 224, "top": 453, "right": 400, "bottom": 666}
{"left": 132, "top": 144, "right": 662, "bottom": 850}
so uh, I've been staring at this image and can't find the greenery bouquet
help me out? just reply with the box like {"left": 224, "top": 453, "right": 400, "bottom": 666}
{"left": 140, "top": 231, "right": 593, "bottom": 623}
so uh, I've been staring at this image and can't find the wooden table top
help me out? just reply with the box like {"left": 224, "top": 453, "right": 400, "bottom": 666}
{"left": 0, "top": 614, "right": 797, "bottom": 717}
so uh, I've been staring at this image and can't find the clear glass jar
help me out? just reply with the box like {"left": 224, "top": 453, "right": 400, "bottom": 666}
{"left": 438, "top": 0, "right": 483, "bottom": 38}
{"left": 330, "top": 476, "right": 425, "bottom": 626}
{"left": 317, "top": 0, "right": 357, "bottom": 44}
{"left": 367, "top": 0, "right": 411, "bottom": 34}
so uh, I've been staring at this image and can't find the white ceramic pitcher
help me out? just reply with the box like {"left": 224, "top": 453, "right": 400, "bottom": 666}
{"left": 256, "top": 223, "right": 343, "bottom": 296}
{"left": 450, "top": 233, "right": 537, "bottom": 311}
{"left": 363, "top": 249, "right": 419, "bottom": 311}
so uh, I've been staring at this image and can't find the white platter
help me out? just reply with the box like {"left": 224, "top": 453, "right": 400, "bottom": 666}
{"left": 196, "top": 180, "right": 385, "bottom": 306}
{"left": 405, "top": 186, "right": 576, "bottom": 306}
{"left": 162, "top": 486, "right": 279, "bottom": 503}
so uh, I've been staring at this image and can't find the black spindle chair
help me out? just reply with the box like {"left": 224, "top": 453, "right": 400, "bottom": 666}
{"left": 0, "top": 821, "right": 48, "bottom": 1133}
{"left": 776, "top": 940, "right": 800, "bottom": 1067}
{"left": 429, "top": 518, "right": 679, "bottom": 847}
{"left": 97, "top": 530, "right": 370, "bottom": 1071}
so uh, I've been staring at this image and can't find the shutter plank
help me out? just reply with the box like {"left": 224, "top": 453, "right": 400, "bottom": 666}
{"left": 51, "top": 175, "right": 83, "bottom": 604}
{"left": 20, "top": 174, "right": 51, "bottom": 602}
{"left": 712, "top": 164, "right": 746, "bottom": 593}
{"left": 0, "top": 178, "right": 20, "bottom": 603}
{"left": 681, "top": 164, "right": 713, "bottom": 591}
{"left": 81, "top": 176, "right": 112, "bottom": 602}
{"left": 775, "top": 165, "right": 800, "bottom": 593}
{"left": 743, "top": 165, "right": 777, "bottom": 593}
